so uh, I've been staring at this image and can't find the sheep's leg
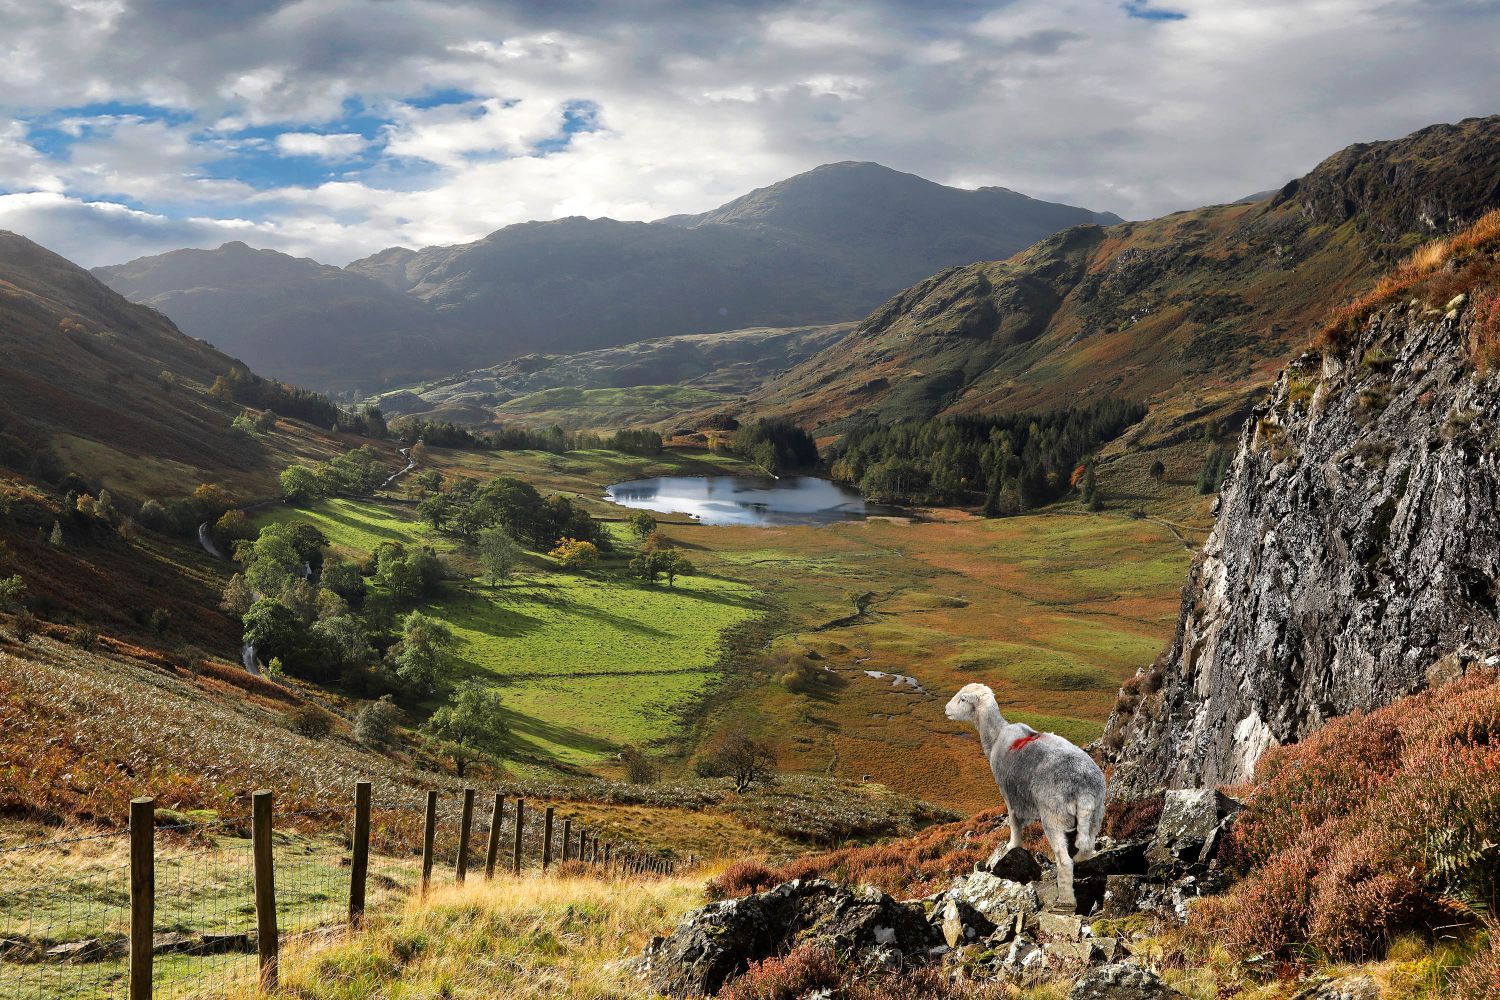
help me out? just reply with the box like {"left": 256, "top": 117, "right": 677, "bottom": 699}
{"left": 1072, "top": 799, "right": 1101, "bottom": 863}
{"left": 1006, "top": 811, "right": 1025, "bottom": 850}
{"left": 1044, "top": 821, "right": 1077, "bottom": 913}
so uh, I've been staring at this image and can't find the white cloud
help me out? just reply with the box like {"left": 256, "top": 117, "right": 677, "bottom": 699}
{"left": 0, "top": 0, "right": 1496, "bottom": 267}
{"left": 274, "top": 132, "right": 370, "bottom": 159}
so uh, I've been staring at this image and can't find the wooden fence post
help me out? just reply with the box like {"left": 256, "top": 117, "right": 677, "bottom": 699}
{"left": 455, "top": 788, "right": 475, "bottom": 883}
{"left": 512, "top": 798, "right": 526, "bottom": 873}
{"left": 420, "top": 790, "right": 438, "bottom": 897}
{"left": 576, "top": 828, "right": 585, "bottom": 865}
{"left": 541, "top": 807, "right": 555, "bottom": 871}
{"left": 349, "top": 781, "right": 371, "bottom": 927}
{"left": 252, "top": 790, "right": 279, "bottom": 993}
{"left": 560, "top": 818, "right": 572, "bottom": 864}
{"left": 129, "top": 797, "right": 154, "bottom": 1000}
{"left": 485, "top": 794, "right": 505, "bottom": 879}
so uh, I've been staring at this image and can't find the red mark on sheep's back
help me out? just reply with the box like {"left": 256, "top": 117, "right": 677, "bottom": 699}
{"left": 1009, "top": 733, "right": 1044, "bottom": 752}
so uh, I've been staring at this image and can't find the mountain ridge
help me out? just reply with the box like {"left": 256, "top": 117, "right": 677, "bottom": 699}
{"left": 92, "top": 162, "right": 1115, "bottom": 393}
{"left": 737, "top": 116, "right": 1500, "bottom": 458}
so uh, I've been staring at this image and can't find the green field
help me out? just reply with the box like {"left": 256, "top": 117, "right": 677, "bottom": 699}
{"left": 257, "top": 494, "right": 762, "bottom": 766}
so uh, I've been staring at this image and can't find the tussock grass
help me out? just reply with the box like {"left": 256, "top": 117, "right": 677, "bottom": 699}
{"left": 239, "top": 872, "right": 703, "bottom": 999}
{"left": 1316, "top": 209, "right": 1500, "bottom": 366}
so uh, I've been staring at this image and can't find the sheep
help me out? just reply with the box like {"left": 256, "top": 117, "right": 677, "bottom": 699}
{"left": 945, "top": 682, "right": 1106, "bottom": 913}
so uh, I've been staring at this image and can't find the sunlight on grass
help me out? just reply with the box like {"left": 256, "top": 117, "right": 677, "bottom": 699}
{"left": 242, "top": 873, "right": 703, "bottom": 1000}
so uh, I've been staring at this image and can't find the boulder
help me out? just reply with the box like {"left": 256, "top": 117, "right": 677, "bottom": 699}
{"left": 1146, "top": 790, "right": 1240, "bottom": 877}
{"left": 947, "top": 871, "right": 1042, "bottom": 925}
{"left": 1068, "top": 847, "right": 1147, "bottom": 916}
{"left": 640, "top": 878, "right": 937, "bottom": 995}
{"left": 1037, "top": 911, "right": 1086, "bottom": 942}
{"left": 1070, "top": 962, "right": 1181, "bottom": 999}
{"left": 1076, "top": 842, "right": 1149, "bottom": 880}
{"left": 199, "top": 932, "right": 255, "bottom": 953}
{"left": 1098, "top": 875, "right": 1148, "bottom": 919}
{"left": 151, "top": 932, "right": 198, "bottom": 955}
{"left": 1290, "top": 973, "right": 1381, "bottom": 1000}
{"left": 981, "top": 845, "right": 1045, "bottom": 883}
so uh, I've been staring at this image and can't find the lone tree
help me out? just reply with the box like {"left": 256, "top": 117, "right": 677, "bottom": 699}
{"left": 707, "top": 733, "right": 777, "bottom": 792}
{"left": 390, "top": 610, "right": 456, "bottom": 690}
{"left": 658, "top": 550, "right": 695, "bottom": 588}
{"left": 424, "top": 681, "right": 507, "bottom": 777}
{"left": 279, "top": 464, "right": 326, "bottom": 504}
{"left": 1148, "top": 459, "right": 1166, "bottom": 481}
{"left": 627, "top": 510, "right": 658, "bottom": 541}
{"left": 476, "top": 526, "right": 522, "bottom": 587}
{"left": 354, "top": 695, "right": 401, "bottom": 748}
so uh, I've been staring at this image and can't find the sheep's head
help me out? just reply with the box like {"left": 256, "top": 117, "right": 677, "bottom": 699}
{"left": 945, "top": 682, "right": 993, "bottom": 723}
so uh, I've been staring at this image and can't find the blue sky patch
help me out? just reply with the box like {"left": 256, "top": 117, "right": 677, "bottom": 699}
{"left": 24, "top": 101, "right": 193, "bottom": 159}
{"left": 401, "top": 87, "right": 480, "bottom": 110}
{"left": 535, "top": 99, "right": 603, "bottom": 154}
{"left": 1123, "top": 0, "right": 1187, "bottom": 20}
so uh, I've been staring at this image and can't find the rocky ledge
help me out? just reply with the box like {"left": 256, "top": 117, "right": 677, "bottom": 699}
{"left": 640, "top": 789, "right": 1239, "bottom": 997}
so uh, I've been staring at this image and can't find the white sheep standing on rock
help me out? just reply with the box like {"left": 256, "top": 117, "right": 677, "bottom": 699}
{"left": 945, "top": 682, "right": 1106, "bottom": 913}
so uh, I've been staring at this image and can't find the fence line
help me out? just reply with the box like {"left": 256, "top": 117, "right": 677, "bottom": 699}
{"left": 0, "top": 782, "right": 680, "bottom": 999}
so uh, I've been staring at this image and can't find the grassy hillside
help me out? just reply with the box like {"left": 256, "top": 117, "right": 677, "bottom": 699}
{"left": 378, "top": 324, "right": 853, "bottom": 431}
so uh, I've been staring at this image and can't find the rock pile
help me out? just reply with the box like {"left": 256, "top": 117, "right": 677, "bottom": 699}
{"left": 642, "top": 789, "right": 1240, "bottom": 996}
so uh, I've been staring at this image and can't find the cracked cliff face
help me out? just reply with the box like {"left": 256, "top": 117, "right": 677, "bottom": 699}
{"left": 1107, "top": 299, "right": 1500, "bottom": 795}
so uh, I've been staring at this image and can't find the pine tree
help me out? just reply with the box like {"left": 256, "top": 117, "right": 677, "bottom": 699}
{"left": 1083, "top": 463, "right": 1102, "bottom": 511}
{"left": 48, "top": 520, "right": 63, "bottom": 548}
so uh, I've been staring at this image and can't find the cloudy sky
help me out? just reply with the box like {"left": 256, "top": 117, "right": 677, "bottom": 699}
{"left": 1, "top": 0, "right": 1496, "bottom": 267}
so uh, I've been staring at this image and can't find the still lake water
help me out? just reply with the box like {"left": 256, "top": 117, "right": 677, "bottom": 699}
{"left": 604, "top": 475, "right": 893, "bottom": 526}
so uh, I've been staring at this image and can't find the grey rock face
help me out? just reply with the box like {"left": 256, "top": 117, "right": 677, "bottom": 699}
{"left": 1108, "top": 305, "right": 1500, "bottom": 793}
{"left": 1069, "top": 962, "right": 1181, "bottom": 999}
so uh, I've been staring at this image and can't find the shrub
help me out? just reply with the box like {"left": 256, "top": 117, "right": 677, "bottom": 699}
{"left": 721, "top": 945, "right": 841, "bottom": 1000}
{"left": 1102, "top": 793, "right": 1164, "bottom": 842}
{"left": 1197, "top": 670, "right": 1500, "bottom": 961}
{"left": 549, "top": 537, "right": 600, "bottom": 569}
{"left": 11, "top": 609, "right": 38, "bottom": 643}
{"left": 620, "top": 746, "right": 660, "bottom": 784}
{"left": 1450, "top": 914, "right": 1500, "bottom": 1000}
{"left": 354, "top": 695, "right": 401, "bottom": 748}
{"left": 706, "top": 859, "right": 778, "bottom": 900}
{"left": 287, "top": 704, "right": 336, "bottom": 739}
{"left": 71, "top": 625, "right": 98, "bottom": 650}
{"left": 137, "top": 499, "right": 167, "bottom": 530}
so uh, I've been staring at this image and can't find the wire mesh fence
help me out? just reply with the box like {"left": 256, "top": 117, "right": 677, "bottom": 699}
{"left": 0, "top": 784, "right": 679, "bottom": 999}
{"left": 0, "top": 831, "right": 131, "bottom": 1000}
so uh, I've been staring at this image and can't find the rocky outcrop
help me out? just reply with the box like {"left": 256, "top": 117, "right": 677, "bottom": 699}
{"left": 642, "top": 805, "right": 1237, "bottom": 995}
{"left": 639, "top": 879, "right": 939, "bottom": 995}
{"left": 1279, "top": 116, "right": 1500, "bottom": 259}
{"left": 1107, "top": 301, "right": 1500, "bottom": 794}
{"left": 1069, "top": 963, "right": 1183, "bottom": 1000}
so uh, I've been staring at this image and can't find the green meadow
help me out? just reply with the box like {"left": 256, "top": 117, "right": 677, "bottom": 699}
{"left": 256, "top": 496, "right": 761, "bottom": 766}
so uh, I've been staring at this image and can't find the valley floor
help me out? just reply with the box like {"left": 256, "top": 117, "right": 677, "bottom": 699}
{"left": 257, "top": 444, "right": 1193, "bottom": 812}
